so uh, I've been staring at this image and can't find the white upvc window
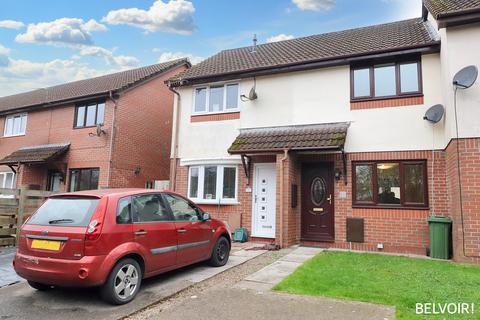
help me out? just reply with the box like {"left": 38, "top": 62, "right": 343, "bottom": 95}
{"left": 192, "top": 83, "right": 239, "bottom": 115}
{"left": 0, "top": 172, "right": 15, "bottom": 189}
{"left": 4, "top": 113, "right": 27, "bottom": 137}
{"left": 188, "top": 165, "right": 238, "bottom": 204}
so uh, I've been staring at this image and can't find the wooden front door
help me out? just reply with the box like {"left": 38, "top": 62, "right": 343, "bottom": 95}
{"left": 301, "top": 162, "right": 335, "bottom": 242}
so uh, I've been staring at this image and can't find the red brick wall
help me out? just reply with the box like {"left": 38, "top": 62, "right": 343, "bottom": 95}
{"left": 172, "top": 141, "right": 480, "bottom": 259}
{"left": 0, "top": 102, "right": 113, "bottom": 191}
{"left": 295, "top": 150, "right": 447, "bottom": 255}
{"left": 110, "top": 65, "right": 187, "bottom": 188}
{"left": 350, "top": 96, "right": 424, "bottom": 110}
{"left": 446, "top": 138, "right": 480, "bottom": 263}
{"left": 0, "top": 65, "right": 185, "bottom": 191}
{"left": 191, "top": 112, "right": 240, "bottom": 122}
{"left": 171, "top": 155, "right": 275, "bottom": 234}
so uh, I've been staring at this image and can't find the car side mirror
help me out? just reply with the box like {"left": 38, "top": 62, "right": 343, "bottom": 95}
{"left": 202, "top": 213, "right": 211, "bottom": 221}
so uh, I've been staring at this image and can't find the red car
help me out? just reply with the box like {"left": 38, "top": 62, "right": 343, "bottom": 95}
{"left": 13, "top": 189, "right": 231, "bottom": 305}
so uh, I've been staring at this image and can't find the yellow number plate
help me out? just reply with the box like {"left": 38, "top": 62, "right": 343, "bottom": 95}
{"left": 31, "top": 239, "right": 61, "bottom": 251}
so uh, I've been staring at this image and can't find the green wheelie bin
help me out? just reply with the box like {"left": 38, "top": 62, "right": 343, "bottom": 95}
{"left": 428, "top": 216, "right": 452, "bottom": 259}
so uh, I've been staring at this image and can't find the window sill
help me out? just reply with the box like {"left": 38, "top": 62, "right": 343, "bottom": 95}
{"left": 352, "top": 204, "right": 430, "bottom": 210}
{"left": 350, "top": 93, "right": 423, "bottom": 103}
{"left": 2, "top": 133, "right": 26, "bottom": 138}
{"left": 73, "top": 125, "right": 103, "bottom": 129}
{"left": 192, "top": 109, "right": 240, "bottom": 116}
{"left": 193, "top": 199, "right": 240, "bottom": 205}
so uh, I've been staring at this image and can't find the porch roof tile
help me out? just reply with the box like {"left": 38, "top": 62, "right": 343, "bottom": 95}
{"left": 228, "top": 122, "right": 349, "bottom": 154}
{"left": 0, "top": 143, "right": 70, "bottom": 165}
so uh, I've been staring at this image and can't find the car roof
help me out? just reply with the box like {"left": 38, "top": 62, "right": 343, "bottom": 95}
{"left": 51, "top": 188, "right": 181, "bottom": 199}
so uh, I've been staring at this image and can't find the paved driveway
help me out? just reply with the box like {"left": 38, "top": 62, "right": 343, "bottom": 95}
{"left": 0, "top": 247, "right": 22, "bottom": 288}
{"left": 0, "top": 248, "right": 264, "bottom": 320}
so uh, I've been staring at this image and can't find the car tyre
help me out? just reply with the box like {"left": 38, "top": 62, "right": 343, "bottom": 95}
{"left": 27, "top": 280, "right": 52, "bottom": 291}
{"left": 101, "top": 258, "right": 142, "bottom": 305}
{"left": 208, "top": 236, "right": 230, "bottom": 267}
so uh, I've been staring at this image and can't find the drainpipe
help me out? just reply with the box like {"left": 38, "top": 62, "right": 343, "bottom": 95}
{"left": 107, "top": 91, "right": 118, "bottom": 188}
{"left": 279, "top": 149, "right": 288, "bottom": 248}
{"left": 169, "top": 86, "right": 181, "bottom": 191}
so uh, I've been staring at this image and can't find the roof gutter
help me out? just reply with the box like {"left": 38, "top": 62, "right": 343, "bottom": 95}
{"left": 170, "top": 43, "right": 440, "bottom": 87}
{"left": 228, "top": 145, "right": 342, "bottom": 155}
{"left": 436, "top": 11, "right": 480, "bottom": 28}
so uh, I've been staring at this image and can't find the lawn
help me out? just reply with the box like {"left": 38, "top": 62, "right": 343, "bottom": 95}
{"left": 273, "top": 251, "right": 480, "bottom": 319}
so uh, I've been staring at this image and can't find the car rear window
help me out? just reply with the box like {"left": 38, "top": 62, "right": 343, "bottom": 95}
{"left": 27, "top": 197, "right": 100, "bottom": 227}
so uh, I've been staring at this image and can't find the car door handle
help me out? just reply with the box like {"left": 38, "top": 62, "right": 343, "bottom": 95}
{"left": 134, "top": 230, "right": 148, "bottom": 236}
{"left": 177, "top": 229, "right": 187, "bottom": 234}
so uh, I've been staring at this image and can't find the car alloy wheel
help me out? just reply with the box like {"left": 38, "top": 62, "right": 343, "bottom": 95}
{"left": 114, "top": 264, "right": 139, "bottom": 300}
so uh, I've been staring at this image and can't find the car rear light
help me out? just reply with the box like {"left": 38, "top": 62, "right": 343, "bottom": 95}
{"left": 85, "top": 220, "right": 101, "bottom": 241}
{"left": 85, "top": 197, "right": 107, "bottom": 243}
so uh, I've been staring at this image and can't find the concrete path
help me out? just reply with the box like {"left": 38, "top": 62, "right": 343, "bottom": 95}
{"left": 140, "top": 246, "right": 395, "bottom": 320}
{"left": 0, "top": 248, "right": 266, "bottom": 320}
{"left": 150, "top": 286, "right": 395, "bottom": 320}
{"left": 0, "top": 247, "right": 23, "bottom": 288}
{"left": 236, "top": 246, "right": 323, "bottom": 291}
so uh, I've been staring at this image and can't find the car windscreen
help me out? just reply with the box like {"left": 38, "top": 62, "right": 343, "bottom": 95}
{"left": 27, "top": 197, "right": 100, "bottom": 227}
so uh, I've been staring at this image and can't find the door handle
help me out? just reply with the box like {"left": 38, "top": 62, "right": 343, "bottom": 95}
{"left": 327, "top": 194, "right": 332, "bottom": 204}
{"left": 134, "top": 230, "right": 147, "bottom": 236}
{"left": 177, "top": 228, "right": 187, "bottom": 234}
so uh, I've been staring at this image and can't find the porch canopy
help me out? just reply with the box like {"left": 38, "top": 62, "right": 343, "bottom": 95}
{"left": 228, "top": 122, "right": 349, "bottom": 183}
{"left": 228, "top": 122, "right": 349, "bottom": 154}
{"left": 0, "top": 143, "right": 70, "bottom": 169}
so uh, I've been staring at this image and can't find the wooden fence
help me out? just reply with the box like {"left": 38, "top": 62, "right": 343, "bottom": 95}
{"left": 0, "top": 187, "right": 54, "bottom": 246}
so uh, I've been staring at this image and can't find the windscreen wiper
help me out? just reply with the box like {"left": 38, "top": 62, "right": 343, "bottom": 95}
{"left": 48, "top": 219, "right": 74, "bottom": 224}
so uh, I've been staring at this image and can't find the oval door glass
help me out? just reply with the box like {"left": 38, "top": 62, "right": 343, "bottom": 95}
{"left": 311, "top": 177, "right": 326, "bottom": 206}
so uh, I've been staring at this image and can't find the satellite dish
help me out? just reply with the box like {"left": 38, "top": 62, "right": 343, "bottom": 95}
{"left": 423, "top": 104, "right": 445, "bottom": 123}
{"left": 248, "top": 87, "right": 258, "bottom": 100}
{"left": 96, "top": 123, "right": 105, "bottom": 136}
{"left": 453, "top": 65, "right": 478, "bottom": 89}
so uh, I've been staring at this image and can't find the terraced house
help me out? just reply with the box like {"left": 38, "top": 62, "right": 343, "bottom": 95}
{"left": 0, "top": 59, "right": 189, "bottom": 192}
{"left": 167, "top": 0, "right": 480, "bottom": 262}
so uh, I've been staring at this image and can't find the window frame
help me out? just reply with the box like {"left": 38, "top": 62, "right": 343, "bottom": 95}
{"left": 350, "top": 60, "right": 422, "bottom": 101}
{"left": 68, "top": 167, "right": 100, "bottom": 192}
{"left": 187, "top": 165, "right": 238, "bottom": 204}
{"left": 0, "top": 172, "right": 15, "bottom": 189}
{"left": 73, "top": 100, "right": 106, "bottom": 129}
{"left": 192, "top": 82, "right": 240, "bottom": 116}
{"left": 3, "top": 113, "right": 27, "bottom": 137}
{"left": 352, "top": 160, "right": 428, "bottom": 209}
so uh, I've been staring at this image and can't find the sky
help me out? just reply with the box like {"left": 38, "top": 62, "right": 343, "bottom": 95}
{"left": 0, "top": 0, "right": 422, "bottom": 97}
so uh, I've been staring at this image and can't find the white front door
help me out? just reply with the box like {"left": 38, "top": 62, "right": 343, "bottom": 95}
{"left": 252, "top": 163, "right": 276, "bottom": 238}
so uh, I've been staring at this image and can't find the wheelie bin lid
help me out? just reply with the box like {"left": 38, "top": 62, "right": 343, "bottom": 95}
{"left": 427, "top": 216, "right": 452, "bottom": 223}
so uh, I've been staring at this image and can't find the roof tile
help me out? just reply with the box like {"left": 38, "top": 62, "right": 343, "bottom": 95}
{"left": 228, "top": 122, "right": 349, "bottom": 154}
{"left": 0, "top": 143, "right": 70, "bottom": 165}
{"left": 423, "top": 0, "right": 480, "bottom": 18}
{"left": 171, "top": 18, "right": 439, "bottom": 84}
{"left": 0, "top": 59, "right": 189, "bottom": 114}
